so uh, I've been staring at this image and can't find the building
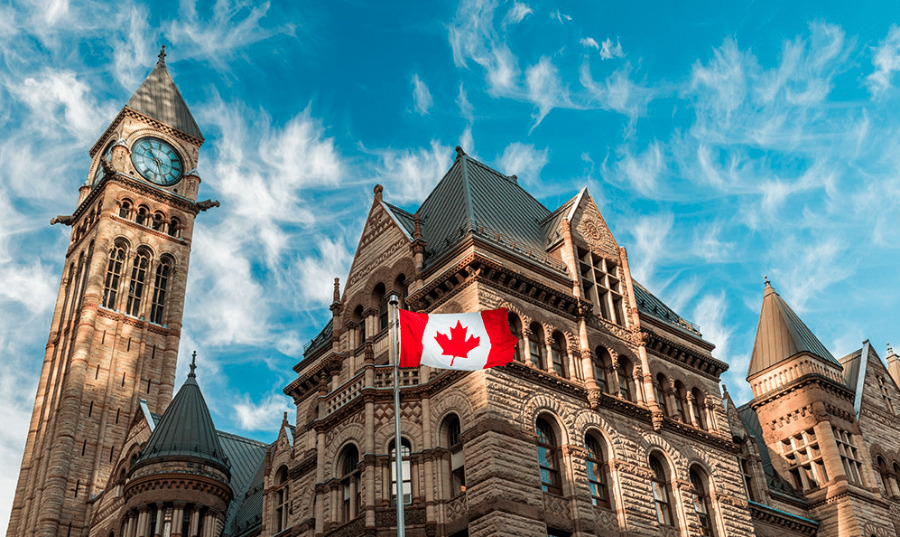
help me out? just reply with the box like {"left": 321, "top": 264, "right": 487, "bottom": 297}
{"left": 7, "top": 50, "right": 900, "bottom": 537}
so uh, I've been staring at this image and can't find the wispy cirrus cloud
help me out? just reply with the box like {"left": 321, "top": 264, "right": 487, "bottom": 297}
{"left": 600, "top": 37, "right": 624, "bottom": 60}
{"left": 867, "top": 25, "right": 900, "bottom": 97}
{"left": 411, "top": 73, "right": 434, "bottom": 115}
{"left": 502, "top": 1, "right": 532, "bottom": 26}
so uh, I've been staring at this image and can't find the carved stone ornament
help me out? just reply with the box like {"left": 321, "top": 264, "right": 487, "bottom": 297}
{"left": 577, "top": 216, "right": 617, "bottom": 256}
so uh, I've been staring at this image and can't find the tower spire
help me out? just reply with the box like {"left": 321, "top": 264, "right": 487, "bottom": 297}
{"left": 157, "top": 45, "right": 166, "bottom": 66}
{"left": 189, "top": 350, "right": 197, "bottom": 378}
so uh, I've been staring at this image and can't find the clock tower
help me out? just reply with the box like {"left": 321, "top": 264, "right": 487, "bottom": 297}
{"left": 7, "top": 48, "right": 217, "bottom": 537}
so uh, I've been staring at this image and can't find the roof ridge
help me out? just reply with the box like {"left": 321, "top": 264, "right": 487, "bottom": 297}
{"left": 465, "top": 153, "right": 551, "bottom": 214}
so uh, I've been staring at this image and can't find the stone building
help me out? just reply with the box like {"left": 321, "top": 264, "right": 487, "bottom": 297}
{"left": 7, "top": 50, "right": 900, "bottom": 537}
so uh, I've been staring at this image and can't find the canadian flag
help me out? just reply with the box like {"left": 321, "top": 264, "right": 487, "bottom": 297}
{"left": 399, "top": 308, "right": 519, "bottom": 370}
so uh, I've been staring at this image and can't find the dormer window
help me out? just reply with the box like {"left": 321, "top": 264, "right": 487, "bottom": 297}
{"left": 576, "top": 247, "right": 626, "bottom": 325}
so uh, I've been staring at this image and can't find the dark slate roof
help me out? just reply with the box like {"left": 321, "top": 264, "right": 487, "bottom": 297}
{"left": 416, "top": 149, "right": 552, "bottom": 267}
{"left": 136, "top": 372, "right": 229, "bottom": 474}
{"left": 747, "top": 282, "right": 838, "bottom": 378}
{"left": 303, "top": 318, "right": 333, "bottom": 357}
{"left": 125, "top": 52, "right": 203, "bottom": 140}
{"left": 219, "top": 432, "right": 267, "bottom": 537}
{"left": 737, "top": 405, "right": 808, "bottom": 503}
{"left": 384, "top": 202, "right": 416, "bottom": 237}
{"left": 632, "top": 281, "right": 703, "bottom": 337}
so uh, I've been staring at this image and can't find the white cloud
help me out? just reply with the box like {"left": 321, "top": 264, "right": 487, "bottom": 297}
{"left": 526, "top": 56, "right": 567, "bottom": 129}
{"left": 291, "top": 237, "right": 355, "bottom": 308}
{"left": 580, "top": 37, "right": 599, "bottom": 50}
{"left": 552, "top": 9, "right": 572, "bottom": 23}
{"left": 580, "top": 61, "right": 654, "bottom": 129}
{"left": 456, "top": 82, "right": 474, "bottom": 122}
{"left": 459, "top": 125, "right": 474, "bottom": 154}
{"left": 111, "top": 5, "right": 157, "bottom": 90}
{"left": 692, "top": 291, "right": 732, "bottom": 359}
{"left": 600, "top": 37, "right": 624, "bottom": 60}
{"left": 234, "top": 393, "right": 293, "bottom": 431}
{"left": 448, "top": 0, "right": 520, "bottom": 95}
{"left": 411, "top": 73, "right": 433, "bottom": 115}
{"left": 867, "top": 25, "right": 900, "bottom": 96}
{"left": 497, "top": 142, "right": 548, "bottom": 186}
{"left": 615, "top": 141, "right": 664, "bottom": 196}
{"left": 502, "top": 2, "right": 532, "bottom": 26}
{"left": 624, "top": 212, "right": 673, "bottom": 286}
{"left": 371, "top": 140, "right": 453, "bottom": 203}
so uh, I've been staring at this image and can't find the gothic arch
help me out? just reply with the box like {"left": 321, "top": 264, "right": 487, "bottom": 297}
{"left": 324, "top": 423, "right": 365, "bottom": 476}
{"left": 329, "top": 437, "right": 363, "bottom": 479}
{"left": 520, "top": 393, "right": 574, "bottom": 445}
{"left": 430, "top": 392, "right": 474, "bottom": 443}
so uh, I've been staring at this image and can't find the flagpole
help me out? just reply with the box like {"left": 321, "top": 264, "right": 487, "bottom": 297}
{"left": 389, "top": 293, "right": 405, "bottom": 536}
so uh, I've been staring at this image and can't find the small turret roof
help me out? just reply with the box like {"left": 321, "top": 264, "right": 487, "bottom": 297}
{"left": 125, "top": 46, "right": 203, "bottom": 141}
{"left": 135, "top": 353, "right": 229, "bottom": 474}
{"left": 747, "top": 280, "right": 838, "bottom": 378}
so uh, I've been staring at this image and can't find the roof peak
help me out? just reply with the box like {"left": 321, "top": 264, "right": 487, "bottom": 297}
{"left": 124, "top": 48, "right": 204, "bottom": 141}
{"left": 747, "top": 280, "right": 838, "bottom": 379}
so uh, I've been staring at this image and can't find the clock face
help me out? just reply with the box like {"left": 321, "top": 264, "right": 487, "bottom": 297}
{"left": 92, "top": 142, "right": 114, "bottom": 187}
{"left": 131, "top": 137, "right": 184, "bottom": 186}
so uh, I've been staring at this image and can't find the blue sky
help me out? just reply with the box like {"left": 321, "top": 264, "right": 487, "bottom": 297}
{"left": 2, "top": 0, "right": 900, "bottom": 529}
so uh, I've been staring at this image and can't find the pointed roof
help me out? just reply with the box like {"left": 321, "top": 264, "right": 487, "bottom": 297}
{"left": 125, "top": 46, "right": 203, "bottom": 141}
{"left": 416, "top": 147, "right": 552, "bottom": 267}
{"left": 135, "top": 354, "right": 229, "bottom": 475}
{"left": 747, "top": 280, "right": 838, "bottom": 378}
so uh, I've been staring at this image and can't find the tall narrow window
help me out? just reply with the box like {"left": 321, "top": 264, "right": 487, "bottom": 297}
{"left": 126, "top": 251, "right": 150, "bottom": 317}
{"left": 529, "top": 323, "right": 545, "bottom": 369}
{"left": 150, "top": 259, "right": 171, "bottom": 324}
{"left": 168, "top": 217, "right": 180, "bottom": 238}
{"left": 690, "top": 467, "right": 715, "bottom": 536}
{"left": 550, "top": 333, "right": 566, "bottom": 377}
{"left": 585, "top": 434, "right": 610, "bottom": 507}
{"left": 616, "top": 360, "right": 632, "bottom": 402}
{"left": 374, "top": 283, "right": 387, "bottom": 332}
{"left": 339, "top": 445, "right": 360, "bottom": 522}
{"left": 508, "top": 312, "right": 523, "bottom": 362}
{"left": 442, "top": 414, "right": 466, "bottom": 497}
{"left": 135, "top": 206, "right": 148, "bottom": 226}
{"left": 690, "top": 388, "right": 705, "bottom": 429}
{"left": 151, "top": 213, "right": 164, "bottom": 231}
{"left": 740, "top": 459, "right": 757, "bottom": 501}
{"left": 650, "top": 454, "right": 674, "bottom": 526}
{"left": 655, "top": 374, "right": 669, "bottom": 416}
{"left": 274, "top": 466, "right": 289, "bottom": 532}
{"left": 536, "top": 418, "right": 561, "bottom": 494}
{"left": 594, "top": 347, "right": 611, "bottom": 393}
{"left": 102, "top": 243, "right": 126, "bottom": 309}
{"left": 119, "top": 200, "right": 132, "bottom": 219}
{"left": 835, "top": 429, "right": 864, "bottom": 485}
{"left": 390, "top": 439, "right": 412, "bottom": 505}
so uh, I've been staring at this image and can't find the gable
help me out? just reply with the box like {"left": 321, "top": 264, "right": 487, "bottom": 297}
{"left": 343, "top": 200, "right": 413, "bottom": 299}
{"left": 568, "top": 190, "right": 619, "bottom": 259}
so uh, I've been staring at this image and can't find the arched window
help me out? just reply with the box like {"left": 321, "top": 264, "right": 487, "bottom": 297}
{"left": 102, "top": 242, "right": 126, "bottom": 309}
{"left": 617, "top": 358, "right": 633, "bottom": 402}
{"left": 374, "top": 283, "right": 387, "bottom": 332}
{"left": 655, "top": 374, "right": 669, "bottom": 416}
{"left": 339, "top": 444, "right": 360, "bottom": 522}
{"left": 690, "top": 388, "right": 705, "bottom": 429}
{"left": 550, "top": 331, "right": 567, "bottom": 377}
{"left": 594, "top": 347, "right": 612, "bottom": 393}
{"left": 135, "top": 206, "right": 149, "bottom": 226}
{"left": 673, "top": 381, "right": 686, "bottom": 421}
{"left": 168, "top": 216, "right": 180, "bottom": 238}
{"left": 649, "top": 453, "right": 674, "bottom": 526}
{"left": 508, "top": 312, "right": 523, "bottom": 362}
{"left": 536, "top": 417, "right": 561, "bottom": 494}
{"left": 390, "top": 439, "right": 412, "bottom": 506}
{"left": 151, "top": 213, "right": 164, "bottom": 231}
{"left": 441, "top": 414, "right": 466, "bottom": 497}
{"left": 878, "top": 457, "right": 891, "bottom": 496}
{"left": 274, "top": 465, "right": 289, "bottom": 532}
{"left": 394, "top": 273, "right": 408, "bottom": 307}
{"left": 690, "top": 467, "right": 716, "bottom": 536}
{"left": 150, "top": 258, "right": 171, "bottom": 324}
{"left": 585, "top": 434, "right": 610, "bottom": 508}
{"left": 119, "top": 200, "right": 132, "bottom": 219}
{"left": 529, "top": 323, "right": 545, "bottom": 369}
{"left": 125, "top": 250, "right": 150, "bottom": 317}
{"left": 353, "top": 305, "right": 366, "bottom": 346}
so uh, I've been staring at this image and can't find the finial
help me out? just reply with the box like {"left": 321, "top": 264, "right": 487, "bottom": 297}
{"left": 157, "top": 45, "right": 167, "bottom": 66}
{"left": 413, "top": 213, "right": 423, "bottom": 240}
{"left": 888, "top": 342, "right": 896, "bottom": 357}
{"left": 188, "top": 350, "right": 197, "bottom": 378}
{"left": 764, "top": 274, "right": 770, "bottom": 286}
{"left": 455, "top": 146, "right": 466, "bottom": 158}
{"left": 282, "top": 411, "right": 289, "bottom": 426}
{"left": 373, "top": 184, "right": 383, "bottom": 202}
{"left": 333, "top": 277, "right": 340, "bottom": 303}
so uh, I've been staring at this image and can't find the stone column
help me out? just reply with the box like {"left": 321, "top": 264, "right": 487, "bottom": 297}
{"left": 123, "top": 513, "right": 134, "bottom": 537}
{"left": 545, "top": 337, "right": 556, "bottom": 374}
{"left": 153, "top": 503, "right": 164, "bottom": 537}
{"left": 685, "top": 392, "right": 699, "bottom": 427}
{"left": 422, "top": 395, "right": 435, "bottom": 523}
{"left": 364, "top": 391, "right": 376, "bottom": 527}
{"left": 636, "top": 338, "right": 658, "bottom": 412}
{"left": 315, "top": 426, "right": 326, "bottom": 533}
{"left": 813, "top": 419, "right": 846, "bottom": 483}
{"left": 522, "top": 328, "right": 534, "bottom": 367}
{"left": 202, "top": 511, "right": 217, "bottom": 537}
{"left": 566, "top": 348, "right": 579, "bottom": 380}
{"left": 632, "top": 364, "right": 645, "bottom": 404}
{"left": 189, "top": 507, "right": 200, "bottom": 537}
{"left": 171, "top": 503, "right": 185, "bottom": 537}
{"left": 609, "top": 353, "right": 621, "bottom": 397}
{"left": 136, "top": 506, "right": 150, "bottom": 537}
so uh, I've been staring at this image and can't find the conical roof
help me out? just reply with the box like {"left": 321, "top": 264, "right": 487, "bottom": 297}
{"left": 747, "top": 281, "right": 838, "bottom": 378}
{"left": 125, "top": 47, "right": 203, "bottom": 141}
{"left": 135, "top": 358, "right": 229, "bottom": 475}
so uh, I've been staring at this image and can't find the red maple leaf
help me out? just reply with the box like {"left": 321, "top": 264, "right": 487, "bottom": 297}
{"left": 434, "top": 320, "right": 481, "bottom": 366}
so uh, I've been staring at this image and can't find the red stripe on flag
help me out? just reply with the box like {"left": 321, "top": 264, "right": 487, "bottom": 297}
{"left": 399, "top": 309, "right": 429, "bottom": 367}
{"left": 481, "top": 308, "right": 518, "bottom": 369}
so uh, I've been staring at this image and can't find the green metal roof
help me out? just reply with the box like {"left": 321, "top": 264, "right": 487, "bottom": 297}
{"left": 136, "top": 368, "right": 229, "bottom": 475}
{"left": 125, "top": 48, "right": 203, "bottom": 141}
{"left": 747, "top": 281, "right": 838, "bottom": 378}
